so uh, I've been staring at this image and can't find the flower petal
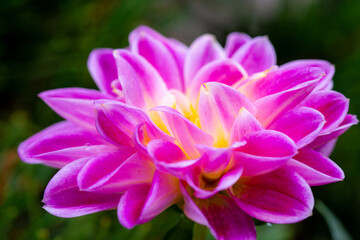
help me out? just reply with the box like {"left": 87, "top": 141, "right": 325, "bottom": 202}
{"left": 188, "top": 59, "right": 247, "bottom": 102}
{"left": 230, "top": 108, "right": 263, "bottom": 144}
{"left": 230, "top": 167, "right": 314, "bottom": 224}
{"left": 43, "top": 158, "right": 121, "bottom": 218}
{"left": 39, "top": 88, "right": 111, "bottom": 129}
{"left": 281, "top": 60, "right": 334, "bottom": 91}
{"left": 118, "top": 172, "right": 180, "bottom": 229}
{"left": 95, "top": 100, "right": 150, "bottom": 147}
{"left": 113, "top": 50, "right": 171, "bottom": 110}
{"left": 268, "top": 107, "right": 325, "bottom": 148}
{"left": 87, "top": 48, "right": 118, "bottom": 96}
{"left": 198, "top": 82, "right": 257, "bottom": 146}
{"left": 225, "top": 32, "right": 251, "bottom": 57}
{"left": 153, "top": 106, "right": 213, "bottom": 158}
{"left": 78, "top": 152, "right": 155, "bottom": 193}
{"left": 233, "top": 130, "right": 297, "bottom": 177}
{"left": 180, "top": 183, "right": 256, "bottom": 240}
{"left": 232, "top": 36, "right": 276, "bottom": 75}
{"left": 300, "top": 90, "right": 349, "bottom": 133}
{"left": 18, "top": 121, "right": 115, "bottom": 168}
{"left": 184, "top": 34, "right": 226, "bottom": 88}
{"left": 130, "top": 32, "right": 183, "bottom": 91}
{"left": 287, "top": 148, "right": 344, "bottom": 186}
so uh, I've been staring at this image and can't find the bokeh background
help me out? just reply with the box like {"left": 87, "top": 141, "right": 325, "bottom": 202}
{"left": 1, "top": 0, "right": 359, "bottom": 239}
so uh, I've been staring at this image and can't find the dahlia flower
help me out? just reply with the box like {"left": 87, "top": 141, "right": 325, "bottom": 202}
{"left": 19, "top": 26, "right": 357, "bottom": 240}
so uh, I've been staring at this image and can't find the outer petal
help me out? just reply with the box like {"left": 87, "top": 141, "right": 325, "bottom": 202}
{"left": 188, "top": 59, "right": 247, "bottom": 102}
{"left": 78, "top": 152, "right": 154, "bottom": 193}
{"left": 39, "top": 88, "right": 111, "bottom": 129}
{"left": 232, "top": 36, "right": 276, "bottom": 75}
{"left": 287, "top": 148, "right": 344, "bottom": 186}
{"left": 130, "top": 32, "right": 183, "bottom": 91}
{"left": 307, "top": 114, "right": 358, "bottom": 149}
{"left": 230, "top": 167, "right": 314, "bottom": 224}
{"left": 129, "top": 25, "right": 187, "bottom": 84}
{"left": 153, "top": 106, "right": 213, "bottom": 158}
{"left": 281, "top": 60, "right": 334, "bottom": 91}
{"left": 94, "top": 100, "right": 149, "bottom": 147}
{"left": 18, "top": 121, "right": 115, "bottom": 168}
{"left": 113, "top": 50, "right": 171, "bottom": 110}
{"left": 268, "top": 107, "right": 325, "bottom": 148}
{"left": 184, "top": 34, "right": 226, "bottom": 88}
{"left": 225, "top": 32, "right": 251, "bottom": 57}
{"left": 87, "top": 48, "right": 118, "bottom": 96}
{"left": 180, "top": 183, "right": 256, "bottom": 240}
{"left": 198, "top": 82, "right": 257, "bottom": 146}
{"left": 118, "top": 172, "right": 180, "bottom": 229}
{"left": 233, "top": 130, "right": 297, "bottom": 177}
{"left": 300, "top": 90, "right": 349, "bottom": 133}
{"left": 43, "top": 158, "right": 121, "bottom": 217}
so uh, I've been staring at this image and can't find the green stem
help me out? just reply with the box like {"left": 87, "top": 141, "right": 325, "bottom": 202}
{"left": 192, "top": 223, "right": 208, "bottom": 240}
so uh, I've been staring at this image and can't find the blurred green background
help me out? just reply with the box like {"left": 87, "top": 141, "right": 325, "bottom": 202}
{"left": 1, "top": 0, "right": 359, "bottom": 239}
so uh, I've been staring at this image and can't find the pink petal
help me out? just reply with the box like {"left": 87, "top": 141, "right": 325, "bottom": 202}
{"left": 180, "top": 183, "right": 256, "bottom": 240}
{"left": 78, "top": 152, "right": 155, "bottom": 193}
{"left": 315, "top": 139, "right": 337, "bottom": 157}
{"left": 152, "top": 106, "right": 213, "bottom": 158}
{"left": 95, "top": 100, "right": 149, "bottom": 147}
{"left": 287, "top": 148, "right": 344, "bottom": 186}
{"left": 118, "top": 172, "right": 180, "bottom": 228}
{"left": 230, "top": 108, "right": 263, "bottom": 144}
{"left": 198, "top": 82, "right": 257, "bottom": 146}
{"left": 87, "top": 48, "right": 118, "bottom": 96}
{"left": 129, "top": 25, "right": 187, "bottom": 84}
{"left": 268, "top": 107, "right": 325, "bottom": 148}
{"left": 43, "top": 158, "right": 121, "bottom": 218}
{"left": 230, "top": 167, "right": 314, "bottom": 224}
{"left": 130, "top": 33, "right": 183, "bottom": 91}
{"left": 300, "top": 90, "right": 349, "bottom": 133}
{"left": 113, "top": 50, "right": 170, "bottom": 110}
{"left": 184, "top": 34, "right": 226, "bottom": 88}
{"left": 225, "top": 32, "right": 251, "bottom": 57}
{"left": 18, "top": 121, "right": 115, "bottom": 168}
{"left": 307, "top": 114, "right": 358, "bottom": 149}
{"left": 232, "top": 36, "right": 276, "bottom": 75}
{"left": 39, "top": 88, "right": 111, "bottom": 129}
{"left": 281, "top": 59, "right": 334, "bottom": 91}
{"left": 188, "top": 59, "right": 247, "bottom": 102}
{"left": 233, "top": 130, "right": 297, "bottom": 177}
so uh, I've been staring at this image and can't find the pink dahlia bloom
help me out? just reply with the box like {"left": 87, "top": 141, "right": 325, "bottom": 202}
{"left": 19, "top": 26, "right": 357, "bottom": 239}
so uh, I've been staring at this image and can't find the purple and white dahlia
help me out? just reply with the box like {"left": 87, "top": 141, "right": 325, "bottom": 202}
{"left": 18, "top": 26, "right": 357, "bottom": 240}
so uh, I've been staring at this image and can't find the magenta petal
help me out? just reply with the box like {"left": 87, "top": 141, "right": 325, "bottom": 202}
{"left": 231, "top": 167, "right": 314, "bottom": 224}
{"left": 268, "top": 107, "right": 325, "bottom": 148}
{"left": 180, "top": 183, "right": 256, "bottom": 240}
{"left": 188, "top": 59, "right": 247, "bottom": 102}
{"left": 113, "top": 50, "right": 170, "bottom": 110}
{"left": 307, "top": 114, "right": 358, "bottom": 149}
{"left": 118, "top": 172, "right": 180, "bottom": 228}
{"left": 87, "top": 48, "right": 118, "bottom": 96}
{"left": 78, "top": 152, "right": 155, "bottom": 193}
{"left": 315, "top": 139, "right": 337, "bottom": 156}
{"left": 230, "top": 108, "right": 263, "bottom": 144}
{"left": 184, "top": 34, "right": 226, "bottom": 88}
{"left": 234, "top": 130, "right": 297, "bottom": 177}
{"left": 130, "top": 33, "right": 183, "bottom": 91}
{"left": 39, "top": 88, "right": 111, "bottom": 129}
{"left": 153, "top": 106, "right": 213, "bottom": 158}
{"left": 232, "top": 36, "right": 276, "bottom": 75}
{"left": 288, "top": 148, "right": 344, "bottom": 186}
{"left": 281, "top": 60, "right": 334, "bottom": 91}
{"left": 198, "top": 82, "right": 257, "bottom": 144}
{"left": 43, "top": 158, "right": 121, "bottom": 217}
{"left": 95, "top": 100, "right": 149, "bottom": 147}
{"left": 18, "top": 121, "right": 115, "bottom": 168}
{"left": 300, "top": 90, "right": 349, "bottom": 133}
{"left": 225, "top": 32, "right": 251, "bottom": 57}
